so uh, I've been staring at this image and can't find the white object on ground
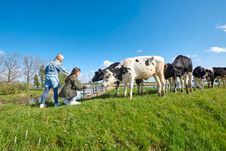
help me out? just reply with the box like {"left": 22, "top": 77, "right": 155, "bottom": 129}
{"left": 40, "top": 104, "right": 45, "bottom": 108}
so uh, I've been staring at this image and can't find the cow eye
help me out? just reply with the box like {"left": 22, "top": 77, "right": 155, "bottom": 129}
{"left": 106, "top": 80, "right": 108, "bottom": 82}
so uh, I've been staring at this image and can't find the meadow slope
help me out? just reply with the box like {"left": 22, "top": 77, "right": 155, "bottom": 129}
{"left": 0, "top": 88, "right": 226, "bottom": 151}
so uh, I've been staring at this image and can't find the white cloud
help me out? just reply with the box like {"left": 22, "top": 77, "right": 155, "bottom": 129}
{"left": 217, "top": 24, "right": 226, "bottom": 32}
{"left": 102, "top": 60, "right": 114, "bottom": 69}
{"left": 186, "top": 54, "right": 197, "bottom": 58}
{"left": 137, "top": 49, "right": 143, "bottom": 53}
{"left": 207, "top": 46, "right": 226, "bottom": 53}
{"left": 187, "top": 54, "right": 203, "bottom": 63}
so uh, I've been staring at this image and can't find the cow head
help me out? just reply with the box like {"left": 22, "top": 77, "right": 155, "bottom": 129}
{"left": 164, "top": 63, "right": 175, "bottom": 79}
{"left": 92, "top": 69, "right": 104, "bottom": 82}
{"left": 92, "top": 62, "right": 120, "bottom": 82}
{"left": 193, "top": 66, "right": 207, "bottom": 79}
{"left": 205, "top": 69, "right": 214, "bottom": 81}
{"left": 102, "top": 69, "right": 118, "bottom": 87}
{"left": 199, "top": 67, "right": 208, "bottom": 79}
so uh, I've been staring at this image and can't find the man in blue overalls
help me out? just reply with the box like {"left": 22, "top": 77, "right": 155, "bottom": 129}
{"left": 40, "top": 54, "right": 69, "bottom": 108}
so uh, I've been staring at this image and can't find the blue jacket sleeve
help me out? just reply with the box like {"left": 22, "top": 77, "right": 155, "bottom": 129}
{"left": 56, "top": 63, "right": 70, "bottom": 76}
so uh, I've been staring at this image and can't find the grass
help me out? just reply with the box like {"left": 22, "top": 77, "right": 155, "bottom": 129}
{"left": 0, "top": 89, "right": 47, "bottom": 105}
{"left": 0, "top": 88, "right": 226, "bottom": 150}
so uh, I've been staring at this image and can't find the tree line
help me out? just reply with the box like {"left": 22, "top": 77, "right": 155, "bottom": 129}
{"left": 0, "top": 51, "right": 68, "bottom": 89}
{"left": 0, "top": 51, "right": 45, "bottom": 88}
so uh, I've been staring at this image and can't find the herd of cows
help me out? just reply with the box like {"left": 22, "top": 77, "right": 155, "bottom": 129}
{"left": 91, "top": 55, "right": 226, "bottom": 99}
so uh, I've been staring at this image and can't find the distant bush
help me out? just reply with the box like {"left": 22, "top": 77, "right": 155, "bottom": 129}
{"left": 0, "top": 82, "right": 29, "bottom": 95}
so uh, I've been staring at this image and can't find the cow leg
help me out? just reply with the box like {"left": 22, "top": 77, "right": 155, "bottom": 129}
{"left": 200, "top": 79, "right": 204, "bottom": 89}
{"left": 207, "top": 78, "right": 214, "bottom": 88}
{"left": 115, "top": 81, "right": 120, "bottom": 97}
{"left": 154, "top": 75, "right": 162, "bottom": 96}
{"left": 168, "top": 78, "right": 173, "bottom": 92}
{"left": 188, "top": 72, "right": 193, "bottom": 93}
{"left": 136, "top": 80, "right": 141, "bottom": 95}
{"left": 211, "top": 79, "right": 214, "bottom": 88}
{"left": 198, "top": 78, "right": 202, "bottom": 89}
{"left": 202, "top": 79, "right": 205, "bottom": 89}
{"left": 194, "top": 77, "right": 198, "bottom": 89}
{"left": 179, "top": 76, "right": 184, "bottom": 92}
{"left": 123, "top": 82, "right": 128, "bottom": 98}
{"left": 196, "top": 78, "right": 202, "bottom": 89}
{"left": 207, "top": 80, "right": 210, "bottom": 88}
{"left": 184, "top": 74, "right": 189, "bottom": 94}
{"left": 173, "top": 76, "right": 177, "bottom": 93}
{"left": 223, "top": 80, "right": 225, "bottom": 88}
{"left": 137, "top": 83, "right": 140, "bottom": 95}
{"left": 218, "top": 80, "right": 220, "bottom": 87}
{"left": 141, "top": 80, "right": 144, "bottom": 95}
{"left": 136, "top": 79, "right": 144, "bottom": 95}
{"left": 157, "top": 72, "right": 166, "bottom": 96}
{"left": 165, "top": 79, "right": 168, "bottom": 92}
{"left": 129, "top": 78, "right": 135, "bottom": 100}
{"left": 158, "top": 72, "right": 165, "bottom": 96}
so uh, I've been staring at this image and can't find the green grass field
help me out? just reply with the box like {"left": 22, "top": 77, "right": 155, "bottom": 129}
{"left": 0, "top": 88, "right": 226, "bottom": 150}
{"left": 0, "top": 89, "right": 43, "bottom": 105}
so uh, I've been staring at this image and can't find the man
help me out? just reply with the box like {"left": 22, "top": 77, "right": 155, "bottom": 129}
{"left": 40, "top": 54, "right": 69, "bottom": 108}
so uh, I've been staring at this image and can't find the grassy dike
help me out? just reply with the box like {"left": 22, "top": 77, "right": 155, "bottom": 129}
{"left": 0, "top": 88, "right": 226, "bottom": 150}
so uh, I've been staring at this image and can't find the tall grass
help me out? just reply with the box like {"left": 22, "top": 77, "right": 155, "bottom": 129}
{"left": 0, "top": 88, "right": 225, "bottom": 150}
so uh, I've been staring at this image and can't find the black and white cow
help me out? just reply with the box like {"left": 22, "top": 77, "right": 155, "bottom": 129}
{"left": 102, "top": 56, "right": 165, "bottom": 99}
{"left": 164, "top": 63, "right": 185, "bottom": 92}
{"left": 164, "top": 55, "right": 193, "bottom": 93}
{"left": 92, "top": 62, "right": 144, "bottom": 95}
{"left": 192, "top": 66, "right": 214, "bottom": 89}
{"left": 92, "top": 62, "right": 120, "bottom": 82}
{"left": 212, "top": 67, "right": 226, "bottom": 88}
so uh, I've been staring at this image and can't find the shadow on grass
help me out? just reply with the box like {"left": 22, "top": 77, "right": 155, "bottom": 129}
{"left": 81, "top": 88, "right": 158, "bottom": 101}
{"left": 15, "top": 88, "right": 159, "bottom": 106}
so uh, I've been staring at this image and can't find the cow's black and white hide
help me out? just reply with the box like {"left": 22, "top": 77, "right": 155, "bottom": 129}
{"left": 192, "top": 66, "right": 214, "bottom": 89}
{"left": 205, "top": 69, "right": 214, "bottom": 88}
{"left": 92, "top": 62, "right": 120, "bottom": 82}
{"left": 164, "top": 55, "right": 193, "bottom": 94}
{"left": 102, "top": 56, "right": 165, "bottom": 99}
{"left": 91, "top": 62, "right": 144, "bottom": 95}
{"left": 193, "top": 66, "right": 207, "bottom": 89}
{"left": 212, "top": 67, "right": 226, "bottom": 88}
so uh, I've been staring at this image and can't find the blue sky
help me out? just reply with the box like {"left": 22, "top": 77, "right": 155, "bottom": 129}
{"left": 0, "top": 0, "right": 226, "bottom": 81}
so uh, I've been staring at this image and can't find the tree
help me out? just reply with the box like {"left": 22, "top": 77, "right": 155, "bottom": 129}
{"left": 34, "top": 74, "right": 40, "bottom": 88}
{"left": 0, "top": 52, "right": 4, "bottom": 80}
{"left": 2, "top": 52, "right": 21, "bottom": 82}
{"left": 23, "top": 56, "right": 41, "bottom": 85}
{"left": 39, "top": 65, "right": 45, "bottom": 88}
